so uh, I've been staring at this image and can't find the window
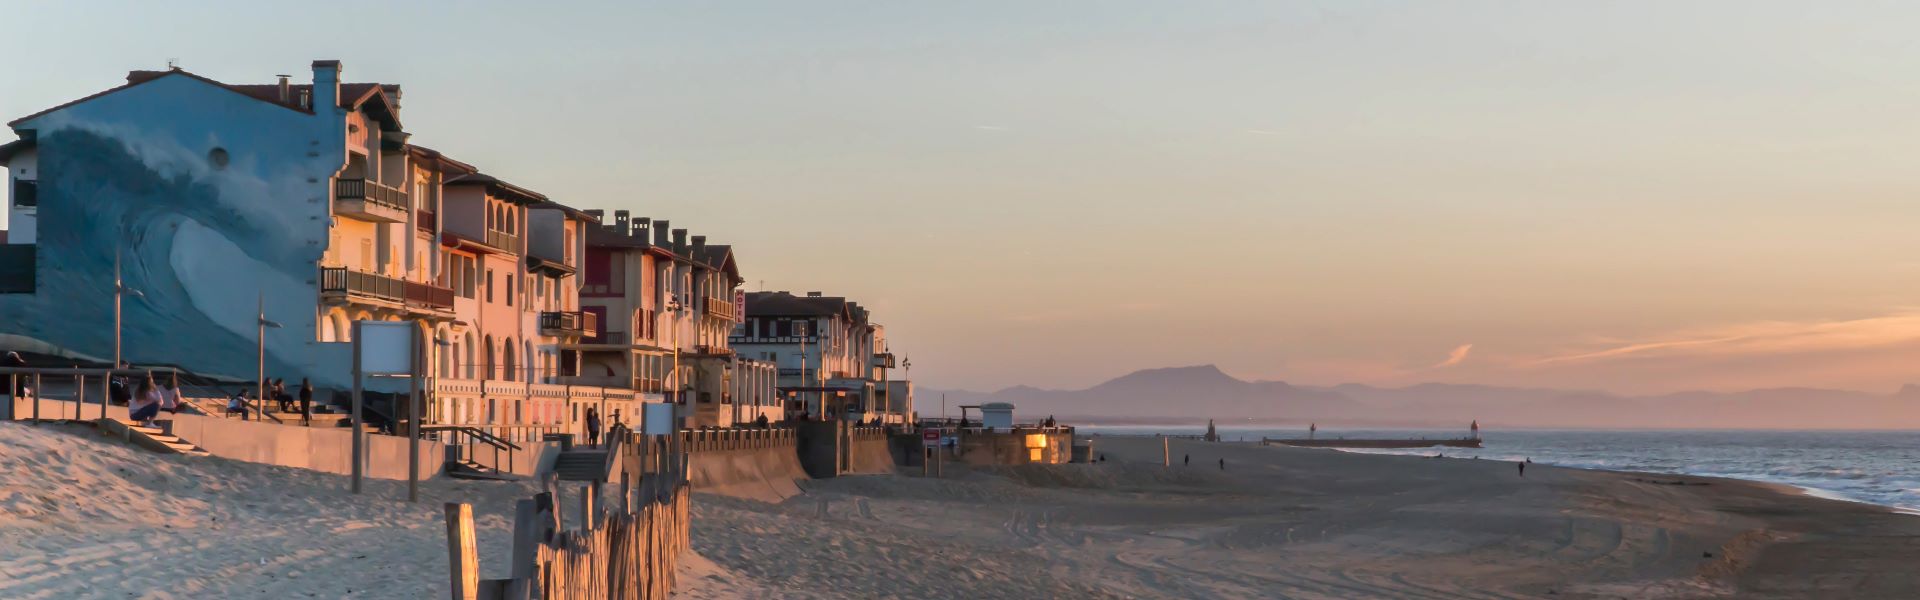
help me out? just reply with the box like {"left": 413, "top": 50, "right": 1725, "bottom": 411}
{"left": 12, "top": 180, "right": 36, "bottom": 208}
{"left": 505, "top": 274, "right": 513, "bottom": 306}
{"left": 486, "top": 269, "right": 495, "bottom": 303}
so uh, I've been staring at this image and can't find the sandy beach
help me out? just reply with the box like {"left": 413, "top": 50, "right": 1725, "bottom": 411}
{"left": 683, "top": 436, "right": 1920, "bottom": 599}
{"left": 6, "top": 423, "right": 1920, "bottom": 598}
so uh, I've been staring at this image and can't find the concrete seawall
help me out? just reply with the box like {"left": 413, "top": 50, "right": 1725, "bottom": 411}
{"left": 847, "top": 429, "right": 894, "bottom": 474}
{"left": 684, "top": 428, "right": 808, "bottom": 502}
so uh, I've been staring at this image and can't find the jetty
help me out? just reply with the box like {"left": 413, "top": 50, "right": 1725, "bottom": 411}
{"left": 1262, "top": 437, "right": 1482, "bottom": 449}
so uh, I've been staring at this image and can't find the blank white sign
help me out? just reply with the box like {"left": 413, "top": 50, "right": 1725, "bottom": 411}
{"left": 357, "top": 321, "right": 416, "bottom": 376}
{"left": 644, "top": 403, "right": 676, "bottom": 436}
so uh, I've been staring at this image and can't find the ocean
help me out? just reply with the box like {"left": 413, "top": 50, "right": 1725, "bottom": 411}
{"left": 1079, "top": 425, "right": 1920, "bottom": 512}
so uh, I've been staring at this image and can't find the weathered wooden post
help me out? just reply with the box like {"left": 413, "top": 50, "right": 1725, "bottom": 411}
{"left": 445, "top": 503, "right": 479, "bottom": 600}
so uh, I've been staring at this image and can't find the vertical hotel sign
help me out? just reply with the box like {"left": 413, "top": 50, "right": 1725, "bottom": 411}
{"left": 734, "top": 289, "right": 746, "bottom": 323}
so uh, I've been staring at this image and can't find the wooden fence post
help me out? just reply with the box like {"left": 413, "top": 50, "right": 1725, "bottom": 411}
{"left": 445, "top": 503, "right": 479, "bottom": 600}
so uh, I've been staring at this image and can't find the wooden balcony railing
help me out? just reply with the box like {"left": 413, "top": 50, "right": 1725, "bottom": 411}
{"left": 335, "top": 178, "right": 408, "bottom": 211}
{"left": 704, "top": 297, "right": 735, "bottom": 320}
{"left": 539, "top": 311, "right": 596, "bottom": 336}
{"left": 321, "top": 266, "right": 453, "bottom": 311}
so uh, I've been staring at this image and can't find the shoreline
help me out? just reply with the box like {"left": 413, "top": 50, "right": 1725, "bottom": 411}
{"left": 1316, "top": 444, "right": 1920, "bottom": 517}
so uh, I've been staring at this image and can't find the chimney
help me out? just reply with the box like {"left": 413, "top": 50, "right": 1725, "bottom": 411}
{"left": 276, "top": 74, "right": 292, "bottom": 103}
{"left": 634, "top": 217, "right": 651, "bottom": 242}
{"left": 691, "top": 235, "right": 707, "bottom": 256}
{"left": 310, "top": 60, "right": 341, "bottom": 112}
{"left": 613, "top": 210, "right": 630, "bottom": 233}
{"left": 653, "top": 220, "right": 670, "bottom": 246}
{"left": 585, "top": 209, "right": 604, "bottom": 224}
{"left": 807, "top": 291, "right": 823, "bottom": 297}
{"left": 671, "top": 229, "right": 687, "bottom": 254}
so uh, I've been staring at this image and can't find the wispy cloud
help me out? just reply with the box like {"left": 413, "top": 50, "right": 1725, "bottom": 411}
{"left": 1525, "top": 310, "right": 1920, "bottom": 367}
{"left": 1431, "top": 344, "right": 1473, "bottom": 368}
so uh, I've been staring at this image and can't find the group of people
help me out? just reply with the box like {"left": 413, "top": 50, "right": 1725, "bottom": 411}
{"left": 224, "top": 377, "right": 314, "bottom": 424}
{"left": 115, "top": 370, "right": 185, "bottom": 428}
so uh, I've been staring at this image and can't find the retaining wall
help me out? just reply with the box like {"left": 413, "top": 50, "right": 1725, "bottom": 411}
{"left": 13, "top": 396, "right": 441, "bottom": 480}
{"left": 681, "top": 428, "right": 807, "bottom": 502}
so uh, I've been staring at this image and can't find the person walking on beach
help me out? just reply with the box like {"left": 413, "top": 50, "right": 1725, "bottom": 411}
{"left": 1218, "top": 458, "right": 1226, "bottom": 470}
{"left": 297, "top": 378, "right": 313, "bottom": 425}
{"left": 1518, "top": 461, "right": 1526, "bottom": 477}
{"left": 1184, "top": 454, "right": 1190, "bottom": 466}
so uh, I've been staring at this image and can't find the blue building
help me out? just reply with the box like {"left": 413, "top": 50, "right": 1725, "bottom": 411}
{"left": 0, "top": 60, "right": 411, "bottom": 389}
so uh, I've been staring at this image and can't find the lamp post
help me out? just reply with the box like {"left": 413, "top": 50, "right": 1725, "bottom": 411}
{"left": 112, "top": 245, "right": 144, "bottom": 368}
{"left": 256, "top": 291, "right": 283, "bottom": 422}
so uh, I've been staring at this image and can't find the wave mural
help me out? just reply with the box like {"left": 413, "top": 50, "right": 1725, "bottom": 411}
{"left": 1, "top": 74, "right": 353, "bottom": 388}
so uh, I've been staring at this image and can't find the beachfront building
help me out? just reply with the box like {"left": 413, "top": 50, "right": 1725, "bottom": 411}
{"left": 570, "top": 211, "right": 777, "bottom": 428}
{"left": 0, "top": 60, "right": 639, "bottom": 445}
{"left": 733, "top": 291, "right": 901, "bottom": 422}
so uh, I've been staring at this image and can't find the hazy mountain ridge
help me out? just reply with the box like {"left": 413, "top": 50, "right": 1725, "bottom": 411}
{"left": 925, "top": 365, "right": 1920, "bottom": 429}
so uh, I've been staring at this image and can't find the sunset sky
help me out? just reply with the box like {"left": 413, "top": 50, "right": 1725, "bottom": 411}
{"left": 7, "top": 1, "right": 1920, "bottom": 394}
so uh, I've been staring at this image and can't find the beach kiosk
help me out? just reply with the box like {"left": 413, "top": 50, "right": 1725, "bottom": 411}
{"left": 980, "top": 402, "right": 1015, "bottom": 429}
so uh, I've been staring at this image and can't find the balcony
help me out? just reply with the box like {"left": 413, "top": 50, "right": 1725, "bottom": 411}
{"left": 321, "top": 267, "right": 454, "bottom": 312}
{"left": 334, "top": 179, "right": 408, "bottom": 223}
{"left": 704, "top": 296, "right": 735, "bottom": 320}
{"left": 873, "top": 352, "right": 896, "bottom": 369}
{"left": 486, "top": 229, "right": 519, "bottom": 253}
{"left": 539, "top": 310, "right": 596, "bottom": 337}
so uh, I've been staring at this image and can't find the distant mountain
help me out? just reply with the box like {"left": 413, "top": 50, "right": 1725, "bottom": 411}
{"left": 922, "top": 366, "right": 1920, "bottom": 429}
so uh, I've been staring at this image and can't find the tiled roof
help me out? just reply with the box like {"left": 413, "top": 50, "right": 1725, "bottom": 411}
{"left": 9, "top": 68, "right": 399, "bottom": 128}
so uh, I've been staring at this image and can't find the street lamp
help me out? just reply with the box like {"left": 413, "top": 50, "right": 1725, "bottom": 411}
{"left": 256, "top": 291, "right": 283, "bottom": 422}
{"left": 113, "top": 245, "right": 144, "bottom": 368}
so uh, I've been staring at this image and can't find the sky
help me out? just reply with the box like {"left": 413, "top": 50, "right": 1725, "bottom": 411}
{"left": 6, "top": 1, "right": 1920, "bottom": 395}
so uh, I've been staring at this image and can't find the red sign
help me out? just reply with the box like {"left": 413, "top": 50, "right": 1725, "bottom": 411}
{"left": 922, "top": 429, "right": 940, "bottom": 443}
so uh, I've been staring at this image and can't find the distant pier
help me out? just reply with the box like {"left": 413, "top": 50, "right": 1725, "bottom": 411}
{"left": 1263, "top": 437, "right": 1483, "bottom": 449}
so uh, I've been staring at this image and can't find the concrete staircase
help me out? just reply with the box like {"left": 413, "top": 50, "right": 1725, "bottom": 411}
{"left": 446, "top": 458, "right": 517, "bottom": 481}
{"left": 553, "top": 449, "right": 610, "bottom": 482}
{"left": 97, "top": 418, "right": 210, "bottom": 456}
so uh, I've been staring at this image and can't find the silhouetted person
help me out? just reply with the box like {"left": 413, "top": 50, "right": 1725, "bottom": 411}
{"left": 1218, "top": 458, "right": 1225, "bottom": 470}
{"left": 585, "top": 407, "right": 602, "bottom": 447}
{"left": 1518, "top": 462, "right": 1526, "bottom": 477}
{"left": 298, "top": 378, "right": 313, "bottom": 425}
{"left": 1184, "top": 454, "right": 1190, "bottom": 466}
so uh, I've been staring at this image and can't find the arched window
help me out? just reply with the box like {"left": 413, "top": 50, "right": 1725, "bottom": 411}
{"left": 503, "top": 338, "right": 517, "bottom": 382}
{"left": 484, "top": 335, "right": 495, "bottom": 380}
{"left": 463, "top": 332, "right": 477, "bottom": 379}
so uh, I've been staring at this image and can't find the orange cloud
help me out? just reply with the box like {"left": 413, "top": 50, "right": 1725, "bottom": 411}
{"left": 1526, "top": 310, "right": 1920, "bottom": 367}
{"left": 1432, "top": 343, "right": 1474, "bottom": 368}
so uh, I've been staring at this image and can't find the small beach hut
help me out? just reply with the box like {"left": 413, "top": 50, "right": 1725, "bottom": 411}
{"left": 980, "top": 402, "right": 1015, "bottom": 429}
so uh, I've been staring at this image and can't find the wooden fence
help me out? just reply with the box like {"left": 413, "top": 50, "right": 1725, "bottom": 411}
{"left": 446, "top": 430, "right": 690, "bottom": 599}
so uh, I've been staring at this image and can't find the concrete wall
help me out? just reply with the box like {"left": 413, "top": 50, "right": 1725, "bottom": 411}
{"left": 165, "top": 412, "right": 444, "bottom": 480}
{"left": 846, "top": 429, "right": 894, "bottom": 474}
{"left": 678, "top": 428, "right": 806, "bottom": 502}
{"left": 947, "top": 430, "right": 1075, "bottom": 466}
{"left": 11, "top": 395, "right": 441, "bottom": 480}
